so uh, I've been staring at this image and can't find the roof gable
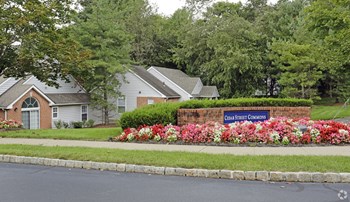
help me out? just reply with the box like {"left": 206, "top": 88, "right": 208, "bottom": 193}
{"left": 149, "top": 66, "right": 202, "bottom": 95}
{"left": 130, "top": 66, "right": 180, "bottom": 98}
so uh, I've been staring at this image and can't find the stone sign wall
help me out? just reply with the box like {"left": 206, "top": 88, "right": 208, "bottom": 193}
{"left": 177, "top": 107, "right": 311, "bottom": 126}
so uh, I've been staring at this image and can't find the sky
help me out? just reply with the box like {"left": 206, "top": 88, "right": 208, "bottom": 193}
{"left": 148, "top": 0, "right": 277, "bottom": 16}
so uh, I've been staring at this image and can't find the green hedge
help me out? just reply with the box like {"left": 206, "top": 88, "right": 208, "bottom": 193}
{"left": 120, "top": 98, "right": 313, "bottom": 129}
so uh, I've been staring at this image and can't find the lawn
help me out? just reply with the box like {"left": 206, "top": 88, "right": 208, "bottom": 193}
{"left": 311, "top": 105, "right": 350, "bottom": 120}
{"left": 0, "top": 128, "right": 122, "bottom": 141}
{"left": 0, "top": 144, "right": 349, "bottom": 173}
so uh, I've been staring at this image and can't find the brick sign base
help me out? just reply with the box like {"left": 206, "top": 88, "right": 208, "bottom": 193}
{"left": 177, "top": 107, "right": 311, "bottom": 126}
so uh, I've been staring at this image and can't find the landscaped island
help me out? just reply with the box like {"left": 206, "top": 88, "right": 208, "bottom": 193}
{"left": 115, "top": 118, "right": 350, "bottom": 146}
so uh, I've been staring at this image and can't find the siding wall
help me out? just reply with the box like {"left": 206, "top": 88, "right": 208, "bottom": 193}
{"left": 52, "top": 105, "right": 83, "bottom": 128}
{"left": 25, "top": 76, "right": 85, "bottom": 94}
{"left": 147, "top": 68, "right": 191, "bottom": 101}
{"left": 119, "top": 72, "right": 164, "bottom": 112}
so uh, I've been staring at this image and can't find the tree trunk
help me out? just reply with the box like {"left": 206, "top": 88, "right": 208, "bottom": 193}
{"left": 103, "top": 77, "right": 109, "bottom": 125}
{"left": 301, "top": 85, "right": 305, "bottom": 98}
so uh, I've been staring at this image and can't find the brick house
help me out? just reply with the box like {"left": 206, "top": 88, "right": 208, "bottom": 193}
{"left": 0, "top": 66, "right": 220, "bottom": 129}
{"left": 0, "top": 76, "right": 89, "bottom": 129}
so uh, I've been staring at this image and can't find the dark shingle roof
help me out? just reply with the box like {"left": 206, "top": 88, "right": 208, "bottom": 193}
{"left": 0, "top": 79, "right": 32, "bottom": 108}
{"left": 199, "top": 86, "right": 220, "bottom": 98}
{"left": 46, "top": 93, "right": 90, "bottom": 105}
{"left": 151, "top": 66, "right": 200, "bottom": 94}
{"left": 131, "top": 66, "right": 180, "bottom": 98}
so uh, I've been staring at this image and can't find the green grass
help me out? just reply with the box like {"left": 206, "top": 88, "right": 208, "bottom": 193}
{"left": 1, "top": 144, "right": 349, "bottom": 172}
{"left": 0, "top": 128, "right": 122, "bottom": 141}
{"left": 311, "top": 105, "right": 350, "bottom": 120}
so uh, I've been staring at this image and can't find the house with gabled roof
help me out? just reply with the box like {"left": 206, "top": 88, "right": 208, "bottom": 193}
{"left": 147, "top": 66, "right": 220, "bottom": 101}
{"left": 0, "top": 65, "right": 220, "bottom": 129}
{"left": 0, "top": 75, "right": 90, "bottom": 129}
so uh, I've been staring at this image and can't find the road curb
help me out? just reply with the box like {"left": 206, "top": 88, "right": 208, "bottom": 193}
{"left": 1, "top": 154, "right": 349, "bottom": 183}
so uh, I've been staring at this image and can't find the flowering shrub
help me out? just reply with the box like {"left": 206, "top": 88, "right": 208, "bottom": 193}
{"left": 0, "top": 119, "right": 23, "bottom": 129}
{"left": 115, "top": 118, "right": 350, "bottom": 145}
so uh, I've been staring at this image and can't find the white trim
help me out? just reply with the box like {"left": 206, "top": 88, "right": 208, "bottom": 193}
{"left": 52, "top": 103, "right": 90, "bottom": 106}
{"left": 81, "top": 105, "right": 88, "bottom": 121}
{"left": 6, "top": 85, "right": 55, "bottom": 109}
{"left": 147, "top": 98, "right": 154, "bottom": 105}
{"left": 22, "top": 107, "right": 40, "bottom": 112}
{"left": 21, "top": 109, "right": 40, "bottom": 129}
{"left": 4, "top": 110, "right": 8, "bottom": 120}
{"left": 117, "top": 96, "right": 126, "bottom": 114}
{"left": 147, "top": 67, "right": 193, "bottom": 98}
{"left": 22, "top": 76, "right": 35, "bottom": 85}
{"left": 128, "top": 70, "right": 166, "bottom": 98}
{"left": 52, "top": 107, "right": 59, "bottom": 119}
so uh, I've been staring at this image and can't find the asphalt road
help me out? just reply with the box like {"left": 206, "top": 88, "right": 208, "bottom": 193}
{"left": 0, "top": 163, "right": 349, "bottom": 202}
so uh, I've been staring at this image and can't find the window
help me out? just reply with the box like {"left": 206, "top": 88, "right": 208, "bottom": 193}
{"left": 22, "top": 97, "right": 39, "bottom": 108}
{"left": 81, "top": 105, "right": 88, "bottom": 121}
{"left": 21, "top": 97, "right": 40, "bottom": 129}
{"left": 52, "top": 107, "right": 58, "bottom": 119}
{"left": 147, "top": 98, "right": 154, "bottom": 105}
{"left": 117, "top": 97, "right": 126, "bottom": 113}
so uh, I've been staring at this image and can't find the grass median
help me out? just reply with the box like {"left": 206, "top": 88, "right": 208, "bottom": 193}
{"left": 311, "top": 105, "right": 350, "bottom": 120}
{"left": 0, "top": 128, "right": 122, "bottom": 141}
{"left": 0, "top": 144, "right": 349, "bottom": 173}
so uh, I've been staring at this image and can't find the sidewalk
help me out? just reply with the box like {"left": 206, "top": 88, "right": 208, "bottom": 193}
{"left": 1, "top": 138, "right": 350, "bottom": 156}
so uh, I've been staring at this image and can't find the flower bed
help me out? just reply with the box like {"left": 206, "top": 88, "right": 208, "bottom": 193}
{"left": 0, "top": 119, "right": 23, "bottom": 131}
{"left": 115, "top": 118, "right": 350, "bottom": 145}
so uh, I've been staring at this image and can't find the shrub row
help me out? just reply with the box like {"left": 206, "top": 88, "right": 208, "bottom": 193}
{"left": 120, "top": 98, "right": 313, "bottom": 129}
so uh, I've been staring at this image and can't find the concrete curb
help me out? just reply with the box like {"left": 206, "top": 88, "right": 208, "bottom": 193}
{"left": 1, "top": 155, "right": 349, "bottom": 183}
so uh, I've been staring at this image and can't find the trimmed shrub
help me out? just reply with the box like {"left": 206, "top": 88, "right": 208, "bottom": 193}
{"left": 120, "top": 98, "right": 312, "bottom": 129}
{"left": 120, "top": 103, "right": 181, "bottom": 129}
{"left": 54, "top": 120, "right": 63, "bottom": 129}
{"left": 83, "top": 119, "right": 95, "bottom": 128}
{"left": 71, "top": 121, "right": 84, "bottom": 128}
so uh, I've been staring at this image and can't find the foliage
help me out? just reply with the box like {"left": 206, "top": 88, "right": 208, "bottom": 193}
{"left": 305, "top": 0, "right": 350, "bottom": 99}
{"left": 54, "top": 120, "right": 63, "bottom": 129}
{"left": 71, "top": 121, "right": 84, "bottom": 129}
{"left": 120, "top": 102, "right": 181, "bottom": 129}
{"left": 0, "top": 0, "right": 88, "bottom": 86}
{"left": 83, "top": 119, "right": 95, "bottom": 128}
{"left": 0, "top": 119, "right": 22, "bottom": 129}
{"left": 70, "top": 0, "right": 132, "bottom": 124}
{"left": 116, "top": 118, "right": 350, "bottom": 145}
{"left": 120, "top": 98, "right": 312, "bottom": 129}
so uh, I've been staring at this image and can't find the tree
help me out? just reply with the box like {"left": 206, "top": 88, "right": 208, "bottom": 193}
{"left": 0, "top": 0, "right": 86, "bottom": 86}
{"left": 71, "top": 0, "right": 131, "bottom": 124}
{"left": 305, "top": 0, "right": 350, "bottom": 99}
{"left": 270, "top": 41, "right": 321, "bottom": 99}
{"left": 174, "top": 2, "right": 263, "bottom": 98}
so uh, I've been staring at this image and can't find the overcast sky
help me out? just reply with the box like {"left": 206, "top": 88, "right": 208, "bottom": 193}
{"left": 148, "top": 0, "right": 277, "bottom": 16}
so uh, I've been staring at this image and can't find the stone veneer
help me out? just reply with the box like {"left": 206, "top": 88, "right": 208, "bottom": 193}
{"left": 177, "top": 107, "right": 311, "bottom": 126}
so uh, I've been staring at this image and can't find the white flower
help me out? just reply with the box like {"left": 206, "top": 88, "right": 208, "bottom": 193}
{"left": 127, "top": 133, "right": 134, "bottom": 141}
{"left": 293, "top": 129, "right": 303, "bottom": 138}
{"left": 310, "top": 128, "right": 320, "bottom": 138}
{"left": 256, "top": 124, "right": 263, "bottom": 132}
{"left": 339, "top": 129, "right": 349, "bottom": 136}
{"left": 270, "top": 131, "right": 280, "bottom": 140}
